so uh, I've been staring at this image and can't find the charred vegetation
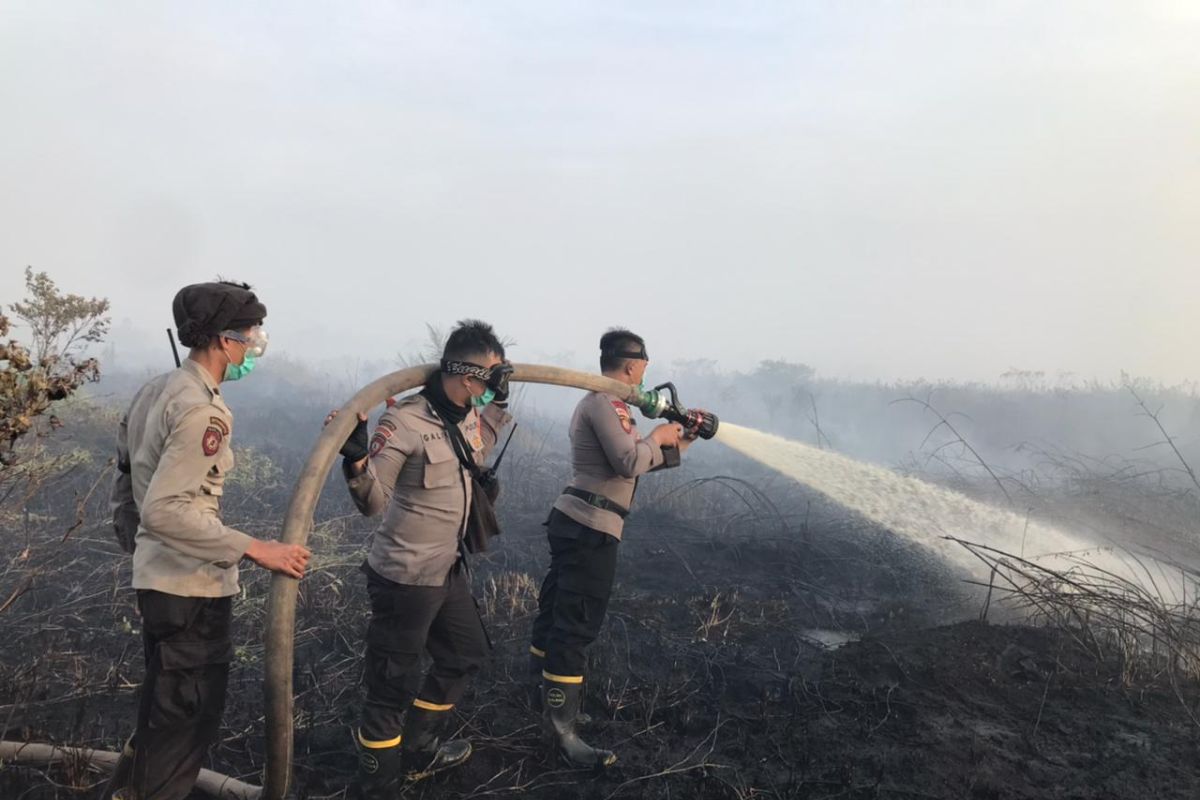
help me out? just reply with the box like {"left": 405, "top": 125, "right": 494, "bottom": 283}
{"left": 3, "top": 371, "right": 1200, "bottom": 797}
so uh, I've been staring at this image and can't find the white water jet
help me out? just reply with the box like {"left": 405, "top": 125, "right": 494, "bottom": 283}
{"left": 716, "top": 423, "right": 1182, "bottom": 600}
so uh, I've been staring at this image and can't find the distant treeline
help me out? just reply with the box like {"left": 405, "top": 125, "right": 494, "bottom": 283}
{"left": 82, "top": 358, "right": 1200, "bottom": 493}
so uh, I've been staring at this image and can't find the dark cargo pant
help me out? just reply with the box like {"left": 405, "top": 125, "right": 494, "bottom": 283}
{"left": 359, "top": 562, "right": 489, "bottom": 742}
{"left": 530, "top": 509, "right": 620, "bottom": 678}
{"left": 126, "top": 590, "right": 233, "bottom": 800}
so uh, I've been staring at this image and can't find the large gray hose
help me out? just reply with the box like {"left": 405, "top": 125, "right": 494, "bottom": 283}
{"left": 262, "top": 364, "right": 641, "bottom": 799}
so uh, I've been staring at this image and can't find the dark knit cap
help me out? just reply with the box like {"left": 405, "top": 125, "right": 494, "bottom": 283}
{"left": 172, "top": 281, "right": 267, "bottom": 347}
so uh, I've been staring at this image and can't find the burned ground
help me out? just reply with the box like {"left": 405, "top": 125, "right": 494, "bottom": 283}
{"left": 2, "top": 438, "right": 1198, "bottom": 799}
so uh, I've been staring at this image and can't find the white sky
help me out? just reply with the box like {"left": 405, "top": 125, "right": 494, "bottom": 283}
{"left": 1, "top": 1, "right": 1197, "bottom": 382}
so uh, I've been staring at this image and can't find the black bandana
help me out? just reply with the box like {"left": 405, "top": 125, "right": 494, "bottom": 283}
{"left": 421, "top": 372, "right": 470, "bottom": 425}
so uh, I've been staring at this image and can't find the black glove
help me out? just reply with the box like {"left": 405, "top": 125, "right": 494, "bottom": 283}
{"left": 488, "top": 361, "right": 514, "bottom": 406}
{"left": 341, "top": 415, "right": 370, "bottom": 462}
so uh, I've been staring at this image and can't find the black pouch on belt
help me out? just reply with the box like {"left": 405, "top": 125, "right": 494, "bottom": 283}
{"left": 463, "top": 472, "right": 501, "bottom": 554}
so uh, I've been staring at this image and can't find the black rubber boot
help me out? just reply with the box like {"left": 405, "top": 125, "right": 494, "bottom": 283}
{"left": 530, "top": 654, "right": 592, "bottom": 724}
{"left": 348, "top": 732, "right": 405, "bottom": 799}
{"left": 101, "top": 735, "right": 135, "bottom": 799}
{"left": 542, "top": 679, "right": 616, "bottom": 769}
{"left": 402, "top": 706, "right": 472, "bottom": 781}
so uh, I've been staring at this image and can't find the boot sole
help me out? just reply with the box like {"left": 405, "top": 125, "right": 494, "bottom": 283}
{"left": 555, "top": 748, "right": 618, "bottom": 770}
{"left": 404, "top": 745, "right": 473, "bottom": 782}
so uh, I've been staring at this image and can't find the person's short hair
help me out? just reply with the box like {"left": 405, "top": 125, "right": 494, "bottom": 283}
{"left": 443, "top": 319, "right": 505, "bottom": 364}
{"left": 599, "top": 328, "right": 647, "bottom": 372}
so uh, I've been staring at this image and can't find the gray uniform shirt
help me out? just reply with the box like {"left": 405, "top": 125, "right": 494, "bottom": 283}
{"left": 109, "top": 359, "right": 253, "bottom": 598}
{"left": 552, "top": 391, "right": 676, "bottom": 540}
{"left": 346, "top": 395, "right": 512, "bottom": 586}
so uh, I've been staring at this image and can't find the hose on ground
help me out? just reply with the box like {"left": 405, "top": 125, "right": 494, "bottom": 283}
{"left": 0, "top": 740, "right": 259, "bottom": 799}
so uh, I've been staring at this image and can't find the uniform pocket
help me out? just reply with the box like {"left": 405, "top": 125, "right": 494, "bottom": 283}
{"left": 422, "top": 438, "right": 460, "bottom": 489}
{"left": 148, "top": 635, "right": 233, "bottom": 729}
{"left": 149, "top": 645, "right": 232, "bottom": 729}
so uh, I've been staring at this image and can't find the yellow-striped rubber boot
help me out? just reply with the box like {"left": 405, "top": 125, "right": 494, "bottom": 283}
{"left": 348, "top": 729, "right": 404, "bottom": 799}
{"left": 542, "top": 674, "right": 616, "bottom": 769}
{"left": 402, "top": 700, "right": 472, "bottom": 780}
{"left": 530, "top": 648, "right": 593, "bottom": 724}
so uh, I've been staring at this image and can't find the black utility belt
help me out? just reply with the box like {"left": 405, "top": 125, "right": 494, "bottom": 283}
{"left": 561, "top": 487, "right": 630, "bottom": 518}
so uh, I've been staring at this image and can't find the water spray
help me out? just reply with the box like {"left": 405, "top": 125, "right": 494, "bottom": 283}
{"left": 715, "top": 422, "right": 1185, "bottom": 601}
{"left": 636, "top": 381, "right": 720, "bottom": 440}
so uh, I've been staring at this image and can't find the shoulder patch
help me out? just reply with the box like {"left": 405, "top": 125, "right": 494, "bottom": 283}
{"left": 202, "top": 425, "right": 224, "bottom": 457}
{"left": 368, "top": 420, "right": 397, "bottom": 458}
{"left": 208, "top": 416, "right": 230, "bottom": 436}
{"left": 611, "top": 400, "right": 633, "bottom": 434}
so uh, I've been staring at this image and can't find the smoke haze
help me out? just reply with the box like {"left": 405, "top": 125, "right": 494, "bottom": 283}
{"left": 1, "top": 2, "right": 1198, "bottom": 382}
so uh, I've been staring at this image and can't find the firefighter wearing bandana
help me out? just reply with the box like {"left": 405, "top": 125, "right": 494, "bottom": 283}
{"left": 529, "top": 328, "right": 688, "bottom": 768}
{"left": 104, "top": 281, "right": 312, "bottom": 800}
{"left": 330, "top": 320, "right": 514, "bottom": 797}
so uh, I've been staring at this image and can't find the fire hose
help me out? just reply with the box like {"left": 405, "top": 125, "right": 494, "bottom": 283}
{"left": 262, "top": 363, "right": 716, "bottom": 798}
{"left": 2, "top": 364, "right": 718, "bottom": 799}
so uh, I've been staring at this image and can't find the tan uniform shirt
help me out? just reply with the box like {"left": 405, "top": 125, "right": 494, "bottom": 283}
{"left": 110, "top": 359, "right": 253, "bottom": 598}
{"left": 346, "top": 395, "right": 512, "bottom": 586}
{"left": 552, "top": 391, "right": 675, "bottom": 540}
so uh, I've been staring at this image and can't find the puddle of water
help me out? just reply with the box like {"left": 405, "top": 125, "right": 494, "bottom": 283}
{"left": 799, "top": 628, "right": 860, "bottom": 649}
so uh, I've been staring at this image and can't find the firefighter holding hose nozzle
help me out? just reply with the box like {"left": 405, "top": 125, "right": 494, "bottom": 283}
{"left": 528, "top": 328, "right": 713, "bottom": 769}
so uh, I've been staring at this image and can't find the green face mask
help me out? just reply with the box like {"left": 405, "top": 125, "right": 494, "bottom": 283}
{"left": 470, "top": 388, "right": 495, "bottom": 408}
{"left": 223, "top": 351, "right": 257, "bottom": 382}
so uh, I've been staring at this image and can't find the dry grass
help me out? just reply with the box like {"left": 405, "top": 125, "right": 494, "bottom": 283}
{"left": 482, "top": 571, "right": 539, "bottom": 619}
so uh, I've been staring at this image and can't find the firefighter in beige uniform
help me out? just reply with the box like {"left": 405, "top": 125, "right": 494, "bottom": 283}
{"left": 530, "top": 328, "right": 688, "bottom": 768}
{"left": 106, "top": 281, "right": 310, "bottom": 800}
{"left": 333, "top": 320, "right": 514, "bottom": 797}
